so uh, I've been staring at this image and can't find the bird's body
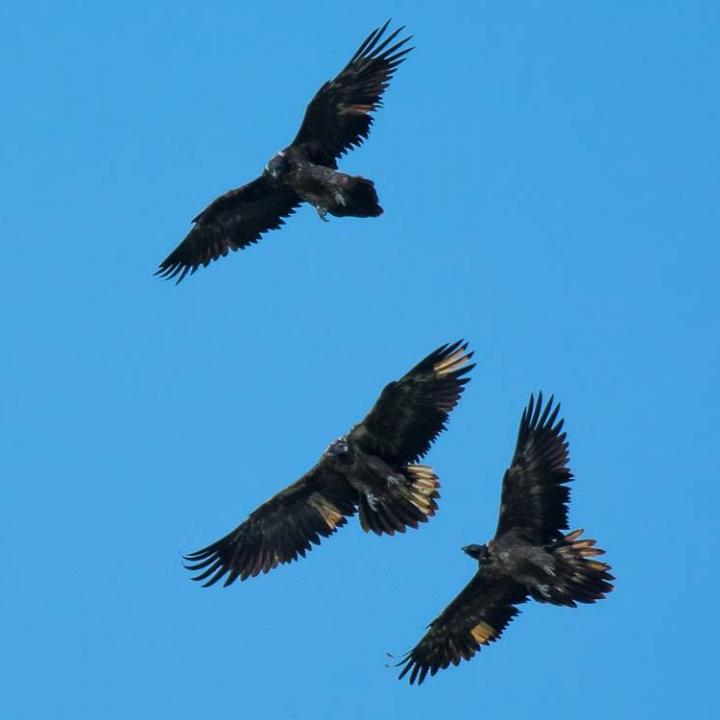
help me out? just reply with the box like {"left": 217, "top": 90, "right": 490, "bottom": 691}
{"left": 158, "top": 21, "right": 411, "bottom": 282}
{"left": 308, "top": 438, "right": 440, "bottom": 536}
{"left": 481, "top": 532, "right": 554, "bottom": 592}
{"left": 397, "top": 394, "right": 614, "bottom": 684}
{"left": 471, "top": 528, "right": 607, "bottom": 605}
{"left": 184, "top": 341, "right": 474, "bottom": 586}
{"left": 268, "top": 152, "right": 382, "bottom": 221}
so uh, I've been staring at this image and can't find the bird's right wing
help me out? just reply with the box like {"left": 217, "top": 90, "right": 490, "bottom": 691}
{"left": 396, "top": 569, "right": 527, "bottom": 685}
{"left": 157, "top": 175, "right": 301, "bottom": 283}
{"left": 183, "top": 460, "right": 356, "bottom": 587}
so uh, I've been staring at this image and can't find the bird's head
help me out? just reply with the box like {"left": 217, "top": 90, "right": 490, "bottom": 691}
{"left": 327, "top": 437, "right": 353, "bottom": 463}
{"left": 462, "top": 544, "right": 488, "bottom": 562}
{"left": 266, "top": 150, "right": 289, "bottom": 179}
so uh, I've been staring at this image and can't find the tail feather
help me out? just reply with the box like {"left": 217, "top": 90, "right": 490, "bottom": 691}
{"left": 536, "top": 529, "right": 614, "bottom": 606}
{"left": 330, "top": 176, "right": 383, "bottom": 218}
{"left": 358, "top": 465, "right": 439, "bottom": 536}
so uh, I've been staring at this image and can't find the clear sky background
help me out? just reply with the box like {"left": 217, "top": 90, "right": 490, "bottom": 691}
{"left": 2, "top": 1, "right": 719, "bottom": 718}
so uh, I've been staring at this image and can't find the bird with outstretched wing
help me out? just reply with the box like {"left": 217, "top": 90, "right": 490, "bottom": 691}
{"left": 158, "top": 21, "right": 412, "bottom": 283}
{"left": 396, "top": 393, "right": 614, "bottom": 684}
{"left": 184, "top": 341, "right": 474, "bottom": 586}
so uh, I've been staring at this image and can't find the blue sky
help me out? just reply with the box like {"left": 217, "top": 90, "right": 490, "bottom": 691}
{"left": 2, "top": 1, "right": 719, "bottom": 717}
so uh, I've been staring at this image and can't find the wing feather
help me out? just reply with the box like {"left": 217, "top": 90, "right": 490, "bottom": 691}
{"left": 183, "top": 461, "right": 356, "bottom": 586}
{"left": 290, "top": 21, "right": 413, "bottom": 166}
{"left": 494, "top": 393, "right": 572, "bottom": 542}
{"left": 396, "top": 568, "right": 527, "bottom": 684}
{"left": 157, "top": 175, "right": 301, "bottom": 283}
{"left": 348, "top": 341, "right": 474, "bottom": 465}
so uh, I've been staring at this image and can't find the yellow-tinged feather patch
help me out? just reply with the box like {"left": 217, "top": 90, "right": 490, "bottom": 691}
{"left": 339, "top": 103, "right": 373, "bottom": 115}
{"left": 410, "top": 499, "right": 431, "bottom": 514}
{"left": 414, "top": 477, "right": 436, "bottom": 488}
{"left": 573, "top": 539, "right": 597, "bottom": 549}
{"left": 470, "top": 622, "right": 497, "bottom": 645}
{"left": 406, "top": 465, "right": 439, "bottom": 483}
{"left": 433, "top": 348, "right": 470, "bottom": 376}
{"left": 403, "top": 465, "right": 439, "bottom": 517}
{"left": 309, "top": 497, "right": 343, "bottom": 530}
{"left": 587, "top": 560, "right": 610, "bottom": 572}
{"left": 411, "top": 467, "right": 434, "bottom": 478}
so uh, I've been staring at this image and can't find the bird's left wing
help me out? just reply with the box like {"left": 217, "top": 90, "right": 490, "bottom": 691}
{"left": 290, "top": 21, "right": 413, "bottom": 166}
{"left": 494, "top": 393, "right": 572, "bottom": 544}
{"left": 348, "top": 341, "right": 474, "bottom": 465}
{"left": 157, "top": 175, "right": 301, "bottom": 283}
{"left": 396, "top": 569, "right": 527, "bottom": 685}
{"left": 183, "top": 459, "right": 356, "bottom": 586}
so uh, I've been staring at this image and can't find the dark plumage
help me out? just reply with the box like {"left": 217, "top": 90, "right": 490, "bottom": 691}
{"left": 184, "top": 341, "right": 474, "bottom": 586}
{"left": 396, "top": 393, "right": 614, "bottom": 684}
{"left": 158, "top": 21, "right": 412, "bottom": 283}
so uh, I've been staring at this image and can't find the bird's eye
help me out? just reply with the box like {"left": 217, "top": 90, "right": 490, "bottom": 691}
{"left": 330, "top": 441, "right": 350, "bottom": 458}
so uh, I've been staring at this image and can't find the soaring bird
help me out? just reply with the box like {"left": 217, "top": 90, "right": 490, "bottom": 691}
{"left": 184, "top": 341, "right": 474, "bottom": 586}
{"left": 157, "top": 21, "right": 412, "bottom": 283}
{"left": 396, "top": 393, "right": 614, "bottom": 684}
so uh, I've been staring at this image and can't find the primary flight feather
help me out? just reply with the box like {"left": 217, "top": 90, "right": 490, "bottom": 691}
{"left": 158, "top": 21, "right": 412, "bottom": 283}
{"left": 184, "top": 341, "right": 474, "bottom": 586}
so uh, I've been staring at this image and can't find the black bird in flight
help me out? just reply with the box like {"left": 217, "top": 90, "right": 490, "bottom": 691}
{"left": 396, "top": 393, "right": 614, "bottom": 685}
{"left": 184, "top": 341, "right": 474, "bottom": 586}
{"left": 157, "top": 21, "right": 412, "bottom": 283}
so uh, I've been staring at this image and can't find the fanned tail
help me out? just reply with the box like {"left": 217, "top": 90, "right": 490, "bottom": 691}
{"left": 358, "top": 465, "right": 439, "bottom": 536}
{"left": 538, "top": 529, "right": 614, "bottom": 606}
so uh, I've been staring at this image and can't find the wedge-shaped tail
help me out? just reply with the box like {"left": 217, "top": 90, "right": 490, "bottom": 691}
{"left": 329, "top": 176, "right": 383, "bottom": 217}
